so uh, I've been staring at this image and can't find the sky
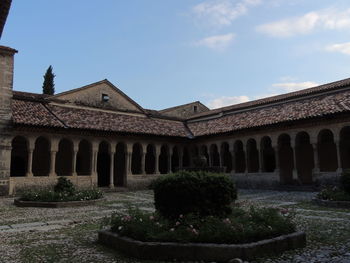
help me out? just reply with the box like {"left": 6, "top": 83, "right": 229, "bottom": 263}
{"left": 2, "top": 0, "right": 350, "bottom": 110}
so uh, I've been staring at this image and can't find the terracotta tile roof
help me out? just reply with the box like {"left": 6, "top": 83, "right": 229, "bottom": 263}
{"left": 46, "top": 104, "right": 191, "bottom": 137}
{"left": 12, "top": 100, "right": 65, "bottom": 128}
{"left": 187, "top": 89, "right": 350, "bottom": 137}
{"left": 188, "top": 77, "right": 350, "bottom": 120}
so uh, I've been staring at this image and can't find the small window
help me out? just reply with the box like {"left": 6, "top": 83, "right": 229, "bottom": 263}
{"left": 102, "top": 94, "right": 109, "bottom": 102}
{"left": 193, "top": 105, "right": 198, "bottom": 113}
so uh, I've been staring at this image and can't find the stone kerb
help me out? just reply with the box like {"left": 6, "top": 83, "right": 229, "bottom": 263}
{"left": 98, "top": 230, "right": 306, "bottom": 262}
{"left": 14, "top": 198, "right": 104, "bottom": 208}
{"left": 312, "top": 198, "right": 350, "bottom": 209}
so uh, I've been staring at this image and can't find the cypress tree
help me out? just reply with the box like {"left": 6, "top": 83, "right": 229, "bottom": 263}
{"left": 42, "top": 65, "right": 55, "bottom": 95}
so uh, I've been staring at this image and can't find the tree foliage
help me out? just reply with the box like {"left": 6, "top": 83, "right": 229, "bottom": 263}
{"left": 42, "top": 65, "right": 55, "bottom": 95}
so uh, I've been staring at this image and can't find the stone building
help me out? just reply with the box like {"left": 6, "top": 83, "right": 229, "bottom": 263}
{"left": 1, "top": 44, "right": 350, "bottom": 195}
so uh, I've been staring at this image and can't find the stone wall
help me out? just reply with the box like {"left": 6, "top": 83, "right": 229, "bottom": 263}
{"left": 161, "top": 102, "right": 209, "bottom": 119}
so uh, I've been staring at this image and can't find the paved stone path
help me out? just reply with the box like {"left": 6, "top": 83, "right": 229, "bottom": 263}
{"left": 0, "top": 190, "right": 349, "bottom": 263}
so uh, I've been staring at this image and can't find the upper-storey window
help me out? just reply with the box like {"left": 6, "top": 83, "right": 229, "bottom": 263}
{"left": 193, "top": 105, "right": 198, "bottom": 113}
{"left": 102, "top": 93, "right": 109, "bottom": 102}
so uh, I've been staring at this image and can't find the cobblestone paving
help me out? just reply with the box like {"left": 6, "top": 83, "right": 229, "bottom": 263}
{"left": 0, "top": 190, "right": 349, "bottom": 263}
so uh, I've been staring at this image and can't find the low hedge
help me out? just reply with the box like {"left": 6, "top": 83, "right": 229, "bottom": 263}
{"left": 151, "top": 171, "right": 237, "bottom": 218}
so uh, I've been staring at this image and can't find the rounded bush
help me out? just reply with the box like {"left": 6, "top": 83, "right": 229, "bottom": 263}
{"left": 340, "top": 170, "right": 350, "bottom": 194}
{"left": 151, "top": 171, "right": 237, "bottom": 218}
{"left": 54, "top": 177, "right": 76, "bottom": 195}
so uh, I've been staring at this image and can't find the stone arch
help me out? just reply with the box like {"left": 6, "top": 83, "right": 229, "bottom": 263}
{"left": 145, "top": 144, "right": 156, "bottom": 174}
{"left": 159, "top": 144, "right": 169, "bottom": 174}
{"left": 340, "top": 126, "right": 350, "bottom": 169}
{"left": 115, "top": 142, "right": 126, "bottom": 186}
{"left": 171, "top": 146, "right": 180, "bottom": 172}
{"left": 131, "top": 143, "right": 142, "bottom": 174}
{"left": 56, "top": 138, "right": 73, "bottom": 176}
{"left": 10, "top": 136, "right": 28, "bottom": 177}
{"left": 210, "top": 144, "right": 220, "bottom": 166}
{"left": 318, "top": 129, "right": 337, "bottom": 172}
{"left": 97, "top": 141, "right": 110, "bottom": 187}
{"left": 32, "top": 136, "right": 50, "bottom": 176}
{"left": 221, "top": 142, "right": 232, "bottom": 173}
{"left": 278, "top": 134, "right": 293, "bottom": 184}
{"left": 260, "top": 136, "right": 276, "bottom": 172}
{"left": 183, "top": 147, "right": 190, "bottom": 167}
{"left": 295, "top": 131, "right": 313, "bottom": 184}
{"left": 234, "top": 140, "right": 245, "bottom": 173}
{"left": 76, "top": 139, "right": 92, "bottom": 175}
{"left": 246, "top": 139, "right": 259, "bottom": 173}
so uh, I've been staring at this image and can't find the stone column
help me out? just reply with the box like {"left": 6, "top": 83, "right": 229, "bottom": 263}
{"left": 335, "top": 139, "right": 343, "bottom": 173}
{"left": 257, "top": 146, "right": 263, "bottom": 173}
{"left": 168, "top": 147, "right": 173, "bottom": 174}
{"left": 109, "top": 149, "right": 115, "bottom": 188}
{"left": 92, "top": 142, "right": 99, "bottom": 176}
{"left": 140, "top": 144, "right": 146, "bottom": 175}
{"left": 291, "top": 140, "right": 298, "bottom": 180}
{"left": 274, "top": 146, "right": 280, "bottom": 174}
{"left": 126, "top": 143, "right": 133, "bottom": 176}
{"left": 26, "top": 138, "right": 35, "bottom": 177}
{"left": 178, "top": 147, "right": 183, "bottom": 169}
{"left": 229, "top": 143, "right": 235, "bottom": 173}
{"left": 311, "top": 143, "right": 320, "bottom": 174}
{"left": 207, "top": 145, "right": 213, "bottom": 166}
{"left": 72, "top": 141, "right": 79, "bottom": 177}
{"left": 154, "top": 144, "right": 160, "bottom": 174}
{"left": 49, "top": 139, "right": 59, "bottom": 177}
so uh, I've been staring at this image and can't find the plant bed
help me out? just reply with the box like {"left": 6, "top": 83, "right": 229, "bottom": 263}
{"left": 312, "top": 197, "right": 350, "bottom": 208}
{"left": 14, "top": 197, "right": 104, "bottom": 208}
{"left": 14, "top": 177, "right": 104, "bottom": 208}
{"left": 98, "top": 230, "right": 306, "bottom": 262}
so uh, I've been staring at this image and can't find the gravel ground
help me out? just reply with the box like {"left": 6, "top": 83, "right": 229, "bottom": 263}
{"left": 0, "top": 189, "right": 349, "bottom": 263}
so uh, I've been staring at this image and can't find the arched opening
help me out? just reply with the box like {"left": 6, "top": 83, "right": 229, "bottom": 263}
{"left": 221, "top": 142, "right": 232, "bottom": 173}
{"left": 10, "top": 136, "right": 28, "bottom": 177}
{"left": 115, "top": 143, "right": 126, "bottom": 187}
{"left": 76, "top": 140, "right": 92, "bottom": 175}
{"left": 171, "top": 146, "right": 179, "bottom": 172}
{"left": 183, "top": 147, "right": 190, "bottom": 167}
{"left": 159, "top": 145, "right": 169, "bottom": 174}
{"left": 234, "top": 140, "right": 245, "bottom": 173}
{"left": 145, "top": 144, "right": 156, "bottom": 174}
{"left": 131, "top": 143, "right": 142, "bottom": 174}
{"left": 210, "top": 144, "right": 220, "bottom": 166}
{"left": 55, "top": 138, "right": 73, "bottom": 176}
{"left": 340, "top": 127, "right": 350, "bottom": 169}
{"left": 247, "top": 139, "right": 259, "bottom": 173}
{"left": 318, "top": 129, "right": 337, "bottom": 172}
{"left": 260, "top": 136, "right": 276, "bottom": 172}
{"left": 97, "top": 141, "right": 110, "bottom": 187}
{"left": 32, "top": 137, "right": 50, "bottom": 176}
{"left": 278, "top": 134, "right": 293, "bottom": 184}
{"left": 295, "top": 132, "right": 313, "bottom": 184}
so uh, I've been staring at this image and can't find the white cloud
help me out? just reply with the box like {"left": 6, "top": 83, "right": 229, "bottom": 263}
{"left": 193, "top": 0, "right": 262, "bottom": 27}
{"left": 326, "top": 42, "right": 350, "bottom": 55}
{"left": 257, "top": 8, "right": 350, "bottom": 37}
{"left": 271, "top": 81, "right": 320, "bottom": 92}
{"left": 193, "top": 33, "right": 235, "bottom": 50}
{"left": 207, "top": 95, "right": 250, "bottom": 109}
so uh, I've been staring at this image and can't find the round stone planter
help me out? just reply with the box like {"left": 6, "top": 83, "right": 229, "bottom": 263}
{"left": 312, "top": 198, "right": 350, "bottom": 208}
{"left": 14, "top": 198, "right": 104, "bottom": 208}
{"left": 98, "top": 230, "right": 306, "bottom": 262}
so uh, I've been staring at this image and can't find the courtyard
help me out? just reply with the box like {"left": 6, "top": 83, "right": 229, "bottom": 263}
{"left": 0, "top": 189, "right": 349, "bottom": 263}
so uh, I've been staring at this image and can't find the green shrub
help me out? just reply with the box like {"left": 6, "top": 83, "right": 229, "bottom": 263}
{"left": 109, "top": 206, "right": 296, "bottom": 244}
{"left": 151, "top": 171, "right": 237, "bottom": 218}
{"left": 340, "top": 170, "right": 350, "bottom": 194}
{"left": 317, "top": 186, "right": 350, "bottom": 201}
{"left": 54, "top": 177, "right": 76, "bottom": 195}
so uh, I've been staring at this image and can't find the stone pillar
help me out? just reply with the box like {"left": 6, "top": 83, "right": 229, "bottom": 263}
{"left": 178, "top": 147, "right": 183, "bottom": 169}
{"left": 140, "top": 144, "right": 146, "bottom": 175}
{"left": 168, "top": 147, "right": 173, "bottom": 174}
{"left": 312, "top": 143, "right": 320, "bottom": 174}
{"left": 291, "top": 140, "right": 298, "bottom": 180}
{"left": 257, "top": 146, "right": 263, "bottom": 173}
{"left": 72, "top": 141, "right": 79, "bottom": 177}
{"left": 274, "top": 146, "right": 280, "bottom": 174}
{"left": 207, "top": 145, "right": 213, "bottom": 166}
{"left": 109, "top": 148, "right": 115, "bottom": 188}
{"left": 126, "top": 143, "right": 133, "bottom": 176}
{"left": 49, "top": 139, "right": 59, "bottom": 177}
{"left": 154, "top": 144, "right": 160, "bottom": 174}
{"left": 26, "top": 138, "right": 35, "bottom": 177}
{"left": 92, "top": 141, "right": 99, "bottom": 176}
{"left": 335, "top": 139, "right": 343, "bottom": 173}
{"left": 229, "top": 143, "right": 235, "bottom": 173}
{"left": 0, "top": 46, "right": 17, "bottom": 195}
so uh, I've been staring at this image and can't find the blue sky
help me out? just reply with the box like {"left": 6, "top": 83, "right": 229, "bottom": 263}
{"left": 2, "top": 0, "right": 350, "bottom": 109}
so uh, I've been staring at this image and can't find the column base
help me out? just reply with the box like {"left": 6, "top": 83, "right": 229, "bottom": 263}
{"left": 292, "top": 170, "right": 298, "bottom": 180}
{"left": 49, "top": 173, "right": 57, "bottom": 177}
{"left": 109, "top": 184, "right": 114, "bottom": 189}
{"left": 312, "top": 168, "right": 320, "bottom": 174}
{"left": 336, "top": 168, "right": 343, "bottom": 174}
{"left": 26, "top": 173, "right": 33, "bottom": 177}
